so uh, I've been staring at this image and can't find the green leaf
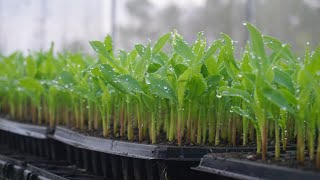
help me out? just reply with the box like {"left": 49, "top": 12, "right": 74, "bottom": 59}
{"left": 262, "top": 88, "right": 294, "bottom": 114}
{"left": 245, "top": 22, "right": 267, "bottom": 70}
{"left": 200, "top": 40, "right": 222, "bottom": 63}
{"left": 19, "top": 77, "right": 44, "bottom": 93}
{"left": 230, "top": 106, "right": 254, "bottom": 120}
{"left": 187, "top": 73, "right": 207, "bottom": 100}
{"left": 219, "top": 86, "right": 253, "bottom": 103}
{"left": 91, "top": 64, "right": 127, "bottom": 94}
{"left": 279, "top": 88, "right": 297, "bottom": 105}
{"left": 104, "top": 35, "right": 113, "bottom": 52}
{"left": 205, "top": 56, "right": 218, "bottom": 75}
{"left": 134, "top": 44, "right": 151, "bottom": 77}
{"left": 172, "top": 32, "right": 195, "bottom": 61}
{"left": 206, "top": 75, "right": 221, "bottom": 92}
{"left": 173, "top": 63, "right": 188, "bottom": 77}
{"left": 177, "top": 64, "right": 202, "bottom": 105}
{"left": 135, "top": 44, "right": 145, "bottom": 57}
{"left": 90, "top": 41, "right": 127, "bottom": 73}
{"left": 145, "top": 73, "right": 177, "bottom": 101}
{"left": 273, "top": 68, "right": 294, "bottom": 92}
{"left": 263, "top": 36, "right": 295, "bottom": 61}
{"left": 59, "top": 71, "right": 76, "bottom": 85}
{"left": 25, "top": 56, "right": 37, "bottom": 77}
{"left": 306, "top": 46, "right": 320, "bottom": 76}
{"left": 152, "top": 33, "right": 170, "bottom": 54}
{"left": 141, "top": 93, "right": 155, "bottom": 111}
{"left": 221, "top": 47, "right": 239, "bottom": 81}
{"left": 115, "top": 74, "right": 144, "bottom": 94}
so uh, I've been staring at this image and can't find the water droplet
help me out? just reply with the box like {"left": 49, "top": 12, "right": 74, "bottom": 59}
{"left": 216, "top": 94, "right": 222, "bottom": 98}
{"left": 163, "top": 86, "right": 168, "bottom": 90}
{"left": 242, "top": 22, "right": 247, "bottom": 26}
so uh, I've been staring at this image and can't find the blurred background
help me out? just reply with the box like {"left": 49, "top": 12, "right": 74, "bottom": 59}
{"left": 0, "top": 0, "right": 319, "bottom": 56}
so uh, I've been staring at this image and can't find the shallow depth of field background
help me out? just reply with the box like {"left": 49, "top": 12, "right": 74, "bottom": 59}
{"left": 0, "top": 0, "right": 319, "bottom": 56}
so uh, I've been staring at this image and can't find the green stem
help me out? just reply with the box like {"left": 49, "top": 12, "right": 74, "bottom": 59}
{"left": 316, "top": 131, "right": 320, "bottom": 169}
{"left": 197, "top": 108, "right": 202, "bottom": 144}
{"left": 151, "top": 111, "right": 156, "bottom": 144}
{"left": 275, "top": 119, "right": 280, "bottom": 160}
{"left": 214, "top": 112, "right": 220, "bottom": 146}
{"left": 209, "top": 108, "right": 215, "bottom": 144}
{"left": 177, "top": 107, "right": 183, "bottom": 145}
{"left": 169, "top": 101, "right": 175, "bottom": 142}
{"left": 187, "top": 100, "right": 192, "bottom": 141}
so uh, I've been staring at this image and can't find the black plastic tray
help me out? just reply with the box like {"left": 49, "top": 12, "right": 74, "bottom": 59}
{"left": 192, "top": 155, "right": 320, "bottom": 180}
{"left": 53, "top": 126, "right": 259, "bottom": 160}
{"left": 0, "top": 144, "right": 104, "bottom": 180}
{"left": 51, "top": 126, "right": 267, "bottom": 180}
{"left": 0, "top": 118, "right": 52, "bottom": 139}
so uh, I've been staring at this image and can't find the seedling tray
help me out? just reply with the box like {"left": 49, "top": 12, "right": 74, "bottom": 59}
{"left": 51, "top": 126, "right": 262, "bottom": 180}
{"left": 0, "top": 118, "right": 52, "bottom": 139}
{"left": 0, "top": 118, "right": 54, "bottom": 158}
{"left": 192, "top": 154, "right": 320, "bottom": 180}
{"left": 0, "top": 144, "right": 104, "bottom": 180}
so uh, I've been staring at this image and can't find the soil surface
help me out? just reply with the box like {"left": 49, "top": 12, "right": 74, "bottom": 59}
{"left": 70, "top": 126, "right": 260, "bottom": 147}
{"left": 208, "top": 151, "right": 320, "bottom": 172}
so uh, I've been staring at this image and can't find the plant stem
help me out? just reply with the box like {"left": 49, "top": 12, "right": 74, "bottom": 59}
{"left": 187, "top": 100, "right": 192, "bottom": 141}
{"left": 215, "top": 112, "right": 220, "bottom": 146}
{"left": 169, "top": 101, "right": 175, "bottom": 142}
{"left": 151, "top": 111, "right": 156, "bottom": 144}
{"left": 209, "top": 107, "right": 215, "bottom": 144}
{"left": 94, "top": 103, "right": 99, "bottom": 129}
{"left": 177, "top": 107, "right": 183, "bottom": 145}
{"left": 316, "top": 131, "right": 320, "bottom": 169}
{"left": 137, "top": 101, "right": 143, "bottom": 141}
{"left": 197, "top": 108, "right": 202, "bottom": 144}
{"left": 297, "top": 124, "right": 305, "bottom": 164}
{"left": 275, "top": 119, "right": 280, "bottom": 160}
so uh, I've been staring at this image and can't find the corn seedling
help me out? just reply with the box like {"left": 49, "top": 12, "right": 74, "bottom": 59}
{"left": 0, "top": 23, "right": 320, "bottom": 167}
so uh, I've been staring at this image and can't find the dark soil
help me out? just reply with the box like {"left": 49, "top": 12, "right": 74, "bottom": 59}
{"left": 208, "top": 150, "right": 320, "bottom": 172}
{"left": 70, "top": 126, "right": 260, "bottom": 147}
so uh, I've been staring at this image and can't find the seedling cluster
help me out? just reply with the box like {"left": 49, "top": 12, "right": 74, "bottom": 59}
{"left": 0, "top": 23, "right": 319, "bottom": 167}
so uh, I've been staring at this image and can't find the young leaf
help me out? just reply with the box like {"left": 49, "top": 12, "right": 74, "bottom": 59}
{"left": 245, "top": 22, "right": 268, "bottom": 70}
{"left": 200, "top": 39, "right": 222, "bottom": 63}
{"left": 145, "top": 73, "right": 177, "bottom": 101}
{"left": 187, "top": 73, "right": 207, "bottom": 100}
{"left": 172, "top": 32, "right": 195, "bottom": 61}
{"left": 273, "top": 68, "right": 294, "bottom": 92}
{"left": 219, "top": 86, "right": 253, "bottom": 103}
{"left": 25, "top": 56, "right": 37, "bottom": 77}
{"left": 115, "top": 74, "right": 144, "bottom": 94}
{"left": 230, "top": 106, "right": 255, "bottom": 120}
{"left": 152, "top": 33, "right": 170, "bottom": 54}
{"left": 90, "top": 41, "right": 127, "bottom": 73}
{"left": 262, "top": 88, "right": 294, "bottom": 114}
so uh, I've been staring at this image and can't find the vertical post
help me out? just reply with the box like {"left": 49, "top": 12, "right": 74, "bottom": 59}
{"left": 111, "top": 0, "right": 117, "bottom": 46}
